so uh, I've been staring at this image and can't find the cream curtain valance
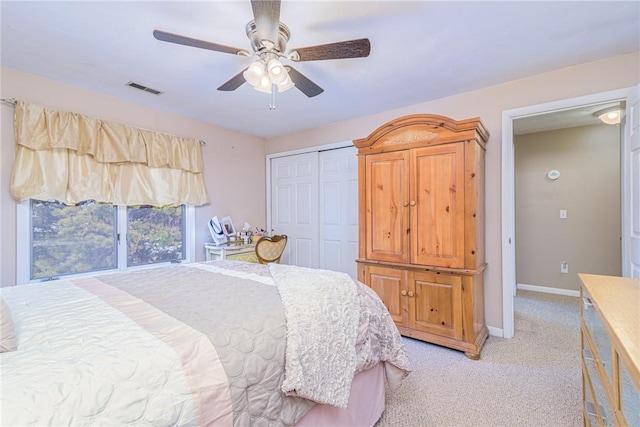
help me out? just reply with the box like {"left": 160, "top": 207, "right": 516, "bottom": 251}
{"left": 10, "top": 101, "right": 210, "bottom": 206}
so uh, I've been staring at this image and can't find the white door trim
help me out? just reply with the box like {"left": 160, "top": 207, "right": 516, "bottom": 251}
{"left": 623, "top": 85, "right": 640, "bottom": 277}
{"left": 501, "top": 87, "right": 633, "bottom": 338}
{"left": 265, "top": 141, "right": 353, "bottom": 236}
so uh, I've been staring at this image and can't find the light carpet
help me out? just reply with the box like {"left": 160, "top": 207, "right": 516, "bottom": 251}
{"left": 376, "top": 290, "right": 582, "bottom": 427}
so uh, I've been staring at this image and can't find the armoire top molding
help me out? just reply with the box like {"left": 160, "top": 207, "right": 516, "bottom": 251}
{"left": 353, "top": 114, "right": 489, "bottom": 152}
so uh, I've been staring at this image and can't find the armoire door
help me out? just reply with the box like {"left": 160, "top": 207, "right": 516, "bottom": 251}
{"left": 270, "top": 152, "right": 319, "bottom": 267}
{"left": 409, "top": 271, "right": 462, "bottom": 340}
{"left": 411, "top": 143, "right": 465, "bottom": 268}
{"left": 363, "top": 264, "right": 408, "bottom": 327}
{"left": 364, "top": 150, "right": 410, "bottom": 263}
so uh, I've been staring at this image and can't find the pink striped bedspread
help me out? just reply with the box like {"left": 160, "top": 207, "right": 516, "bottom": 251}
{"left": 0, "top": 261, "right": 410, "bottom": 426}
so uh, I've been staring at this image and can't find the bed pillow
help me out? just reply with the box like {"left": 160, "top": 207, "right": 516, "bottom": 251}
{"left": 0, "top": 296, "right": 17, "bottom": 352}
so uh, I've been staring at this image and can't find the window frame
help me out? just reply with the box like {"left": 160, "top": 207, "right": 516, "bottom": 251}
{"left": 16, "top": 200, "right": 195, "bottom": 284}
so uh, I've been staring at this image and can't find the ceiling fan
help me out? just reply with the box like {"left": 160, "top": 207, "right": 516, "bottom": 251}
{"left": 153, "top": 0, "right": 371, "bottom": 99}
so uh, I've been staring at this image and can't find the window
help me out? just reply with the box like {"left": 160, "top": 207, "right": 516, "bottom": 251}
{"left": 126, "top": 205, "right": 185, "bottom": 267}
{"left": 23, "top": 199, "right": 193, "bottom": 282}
{"left": 31, "top": 200, "right": 117, "bottom": 279}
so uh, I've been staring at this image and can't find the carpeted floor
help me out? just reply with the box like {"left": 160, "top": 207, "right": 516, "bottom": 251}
{"left": 376, "top": 290, "right": 582, "bottom": 427}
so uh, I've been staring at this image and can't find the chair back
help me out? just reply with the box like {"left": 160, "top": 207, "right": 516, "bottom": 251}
{"left": 255, "top": 235, "right": 288, "bottom": 264}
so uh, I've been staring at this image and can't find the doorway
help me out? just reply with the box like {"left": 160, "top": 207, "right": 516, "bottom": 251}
{"left": 513, "top": 109, "right": 622, "bottom": 295}
{"left": 501, "top": 87, "right": 633, "bottom": 338}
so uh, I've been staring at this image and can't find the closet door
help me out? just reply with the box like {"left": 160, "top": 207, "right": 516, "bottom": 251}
{"left": 269, "top": 146, "right": 358, "bottom": 276}
{"left": 270, "top": 152, "right": 319, "bottom": 267}
{"left": 318, "top": 147, "right": 358, "bottom": 278}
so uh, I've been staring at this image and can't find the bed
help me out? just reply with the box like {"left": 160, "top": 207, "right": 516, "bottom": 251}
{"left": 0, "top": 260, "right": 410, "bottom": 426}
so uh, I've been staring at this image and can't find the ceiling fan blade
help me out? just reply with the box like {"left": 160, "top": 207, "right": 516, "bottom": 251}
{"left": 251, "top": 0, "right": 281, "bottom": 45}
{"left": 153, "top": 30, "right": 249, "bottom": 56}
{"left": 290, "top": 38, "right": 371, "bottom": 61}
{"left": 285, "top": 66, "right": 324, "bottom": 98}
{"left": 217, "top": 68, "right": 248, "bottom": 91}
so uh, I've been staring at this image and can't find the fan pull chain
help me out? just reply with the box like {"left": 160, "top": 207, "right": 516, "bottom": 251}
{"left": 269, "top": 83, "right": 277, "bottom": 110}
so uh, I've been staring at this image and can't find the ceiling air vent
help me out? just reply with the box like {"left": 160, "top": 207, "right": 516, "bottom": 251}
{"left": 126, "top": 81, "right": 163, "bottom": 95}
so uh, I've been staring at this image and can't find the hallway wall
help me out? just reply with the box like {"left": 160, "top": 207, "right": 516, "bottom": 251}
{"left": 514, "top": 124, "right": 621, "bottom": 291}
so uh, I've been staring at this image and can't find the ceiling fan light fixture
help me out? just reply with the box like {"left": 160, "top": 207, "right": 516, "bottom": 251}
{"left": 267, "top": 58, "right": 287, "bottom": 84}
{"left": 243, "top": 60, "right": 266, "bottom": 87}
{"left": 244, "top": 57, "right": 293, "bottom": 94}
{"left": 154, "top": 1, "right": 373, "bottom": 104}
{"left": 253, "top": 75, "right": 273, "bottom": 93}
{"left": 276, "top": 74, "right": 295, "bottom": 93}
{"left": 249, "top": 60, "right": 265, "bottom": 74}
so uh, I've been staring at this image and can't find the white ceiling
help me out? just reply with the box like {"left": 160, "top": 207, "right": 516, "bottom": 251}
{"left": 1, "top": 1, "right": 639, "bottom": 139}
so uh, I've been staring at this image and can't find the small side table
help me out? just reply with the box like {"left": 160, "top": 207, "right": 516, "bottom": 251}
{"left": 204, "top": 243, "right": 257, "bottom": 263}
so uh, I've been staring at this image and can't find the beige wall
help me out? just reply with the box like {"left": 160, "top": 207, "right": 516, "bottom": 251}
{"left": 0, "top": 67, "right": 267, "bottom": 287}
{"left": 264, "top": 51, "right": 640, "bottom": 331}
{"left": 1, "top": 51, "right": 638, "bottom": 332}
{"left": 514, "top": 124, "right": 621, "bottom": 292}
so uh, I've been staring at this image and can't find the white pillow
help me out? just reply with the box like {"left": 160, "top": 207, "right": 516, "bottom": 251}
{"left": 0, "top": 296, "right": 17, "bottom": 352}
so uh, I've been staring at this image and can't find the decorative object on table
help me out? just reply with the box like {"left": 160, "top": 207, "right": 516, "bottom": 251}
{"left": 240, "top": 222, "right": 252, "bottom": 244}
{"left": 220, "top": 216, "right": 236, "bottom": 236}
{"left": 208, "top": 216, "right": 227, "bottom": 246}
{"left": 255, "top": 235, "right": 288, "bottom": 264}
{"left": 251, "top": 227, "right": 267, "bottom": 243}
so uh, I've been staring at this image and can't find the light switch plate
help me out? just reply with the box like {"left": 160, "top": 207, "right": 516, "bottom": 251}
{"left": 560, "top": 209, "right": 567, "bottom": 219}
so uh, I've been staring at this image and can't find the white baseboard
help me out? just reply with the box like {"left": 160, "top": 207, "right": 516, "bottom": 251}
{"left": 517, "top": 283, "right": 580, "bottom": 297}
{"left": 487, "top": 325, "right": 503, "bottom": 337}
{"left": 491, "top": 284, "right": 579, "bottom": 340}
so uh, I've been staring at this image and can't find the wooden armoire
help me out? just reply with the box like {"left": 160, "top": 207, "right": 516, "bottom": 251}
{"left": 354, "top": 114, "right": 489, "bottom": 359}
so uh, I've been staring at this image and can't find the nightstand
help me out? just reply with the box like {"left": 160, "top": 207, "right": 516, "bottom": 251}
{"left": 204, "top": 243, "right": 257, "bottom": 263}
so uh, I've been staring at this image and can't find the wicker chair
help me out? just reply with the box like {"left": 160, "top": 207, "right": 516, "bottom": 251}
{"left": 254, "top": 235, "right": 288, "bottom": 264}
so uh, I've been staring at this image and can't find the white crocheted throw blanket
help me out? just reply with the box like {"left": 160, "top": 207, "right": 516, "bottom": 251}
{"left": 269, "top": 263, "right": 361, "bottom": 408}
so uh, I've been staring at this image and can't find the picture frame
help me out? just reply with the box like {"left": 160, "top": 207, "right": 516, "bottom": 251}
{"left": 220, "top": 216, "right": 236, "bottom": 236}
{"left": 208, "top": 216, "right": 228, "bottom": 246}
